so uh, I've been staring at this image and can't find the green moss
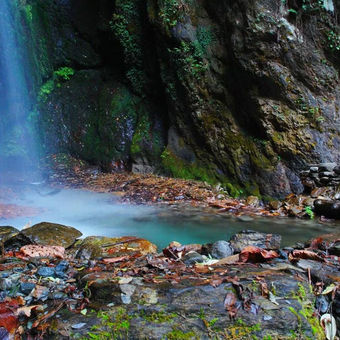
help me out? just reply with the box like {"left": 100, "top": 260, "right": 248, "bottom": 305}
{"left": 38, "top": 79, "right": 54, "bottom": 102}
{"left": 23, "top": 4, "right": 33, "bottom": 22}
{"left": 81, "top": 308, "right": 131, "bottom": 340}
{"left": 139, "top": 310, "right": 177, "bottom": 323}
{"left": 224, "top": 319, "right": 261, "bottom": 339}
{"left": 110, "top": 0, "right": 147, "bottom": 95}
{"left": 161, "top": 148, "right": 216, "bottom": 184}
{"left": 288, "top": 284, "right": 324, "bottom": 339}
{"left": 163, "top": 327, "right": 198, "bottom": 340}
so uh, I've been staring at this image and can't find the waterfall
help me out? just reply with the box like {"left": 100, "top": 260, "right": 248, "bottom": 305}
{"left": 0, "top": 0, "right": 38, "bottom": 181}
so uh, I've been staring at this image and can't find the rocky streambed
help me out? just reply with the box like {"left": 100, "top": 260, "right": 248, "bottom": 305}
{"left": 0, "top": 222, "right": 340, "bottom": 339}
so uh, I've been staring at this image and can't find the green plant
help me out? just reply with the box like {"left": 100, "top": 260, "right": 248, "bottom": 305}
{"left": 170, "top": 41, "right": 207, "bottom": 81}
{"left": 289, "top": 284, "right": 324, "bottom": 339}
{"left": 81, "top": 308, "right": 131, "bottom": 340}
{"left": 305, "top": 206, "right": 314, "bottom": 219}
{"left": 139, "top": 310, "right": 177, "bottom": 323}
{"left": 110, "top": 0, "right": 146, "bottom": 94}
{"left": 54, "top": 67, "right": 75, "bottom": 80}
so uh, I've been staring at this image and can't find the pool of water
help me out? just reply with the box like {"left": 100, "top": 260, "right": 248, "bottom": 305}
{"left": 1, "top": 185, "right": 339, "bottom": 249}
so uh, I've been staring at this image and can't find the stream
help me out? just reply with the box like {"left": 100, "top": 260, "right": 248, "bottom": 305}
{"left": 2, "top": 184, "right": 339, "bottom": 249}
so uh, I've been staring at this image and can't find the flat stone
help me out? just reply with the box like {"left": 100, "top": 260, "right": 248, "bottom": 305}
{"left": 22, "top": 222, "right": 82, "bottom": 248}
{"left": 310, "top": 167, "right": 319, "bottom": 173}
{"left": 230, "top": 230, "right": 281, "bottom": 252}
{"left": 37, "top": 267, "right": 55, "bottom": 277}
{"left": 211, "top": 241, "right": 234, "bottom": 259}
{"left": 20, "top": 282, "right": 36, "bottom": 295}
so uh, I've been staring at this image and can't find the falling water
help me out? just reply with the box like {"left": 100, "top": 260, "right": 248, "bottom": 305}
{"left": 0, "top": 0, "right": 37, "bottom": 182}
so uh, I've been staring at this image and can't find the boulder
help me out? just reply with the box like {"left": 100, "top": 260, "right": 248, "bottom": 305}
{"left": 22, "top": 222, "right": 82, "bottom": 248}
{"left": 230, "top": 230, "right": 281, "bottom": 253}
{"left": 314, "top": 200, "right": 340, "bottom": 219}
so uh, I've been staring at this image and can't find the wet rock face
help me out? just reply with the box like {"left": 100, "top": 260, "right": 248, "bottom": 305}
{"left": 23, "top": 0, "right": 340, "bottom": 196}
{"left": 22, "top": 222, "right": 82, "bottom": 248}
{"left": 230, "top": 230, "right": 281, "bottom": 253}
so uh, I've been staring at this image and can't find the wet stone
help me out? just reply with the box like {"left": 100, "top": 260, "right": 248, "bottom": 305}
{"left": 22, "top": 222, "right": 82, "bottom": 248}
{"left": 211, "top": 240, "right": 234, "bottom": 259}
{"left": 316, "top": 295, "right": 329, "bottom": 314}
{"left": 318, "top": 163, "right": 337, "bottom": 172}
{"left": 314, "top": 199, "right": 340, "bottom": 219}
{"left": 182, "top": 251, "right": 204, "bottom": 266}
{"left": 334, "top": 165, "right": 340, "bottom": 175}
{"left": 20, "top": 282, "right": 36, "bottom": 295}
{"left": 0, "top": 278, "right": 13, "bottom": 291}
{"left": 230, "top": 230, "right": 281, "bottom": 253}
{"left": 37, "top": 267, "right": 55, "bottom": 277}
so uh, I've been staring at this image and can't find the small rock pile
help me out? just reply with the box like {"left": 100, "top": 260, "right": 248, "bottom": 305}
{"left": 300, "top": 162, "right": 340, "bottom": 189}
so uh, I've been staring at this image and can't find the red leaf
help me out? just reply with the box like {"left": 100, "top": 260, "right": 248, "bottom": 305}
{"left": 239, "top": 246, "right": 278, "bottom": 263}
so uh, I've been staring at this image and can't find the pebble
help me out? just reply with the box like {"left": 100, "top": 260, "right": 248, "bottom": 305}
{"left": 71, "top": 323, "right": 87, "bottom": 330}
{"left": 316, "top": 295, "right": 329, "bottom": 314}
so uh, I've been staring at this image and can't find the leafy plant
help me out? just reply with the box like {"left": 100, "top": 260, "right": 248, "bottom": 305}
{"left": 305, "top": 206, "right": 314, "bottom": 219}
{"left": 54, "top": 67, "right": 75, "bottom": 80}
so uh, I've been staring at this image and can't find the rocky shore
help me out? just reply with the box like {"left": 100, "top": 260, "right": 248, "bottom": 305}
{"left": 0, "top": 222, "right": 339, "bottom": 339}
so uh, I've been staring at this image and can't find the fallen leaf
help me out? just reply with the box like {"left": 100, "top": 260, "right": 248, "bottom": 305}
{"left": 102, "top": 256, "right": 129, "bottom": 264}
{"left": 239, "top": 246, "right": 278, "bottom": 263}
{"left": 290, "top": 250, "right": 324, "bottom": 262}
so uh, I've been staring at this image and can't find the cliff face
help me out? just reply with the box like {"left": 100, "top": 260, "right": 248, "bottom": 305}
{"left": 17, "top": 0, "right": 340, "bottom": 197}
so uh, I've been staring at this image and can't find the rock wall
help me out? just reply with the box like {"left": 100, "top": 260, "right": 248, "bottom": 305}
{"left": 13, "top": 0, "right": 340, "bottom": 197}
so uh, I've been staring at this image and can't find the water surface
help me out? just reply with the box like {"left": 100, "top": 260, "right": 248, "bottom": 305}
{"left": 1, "top": 186, "right": 339, "bottom": 249}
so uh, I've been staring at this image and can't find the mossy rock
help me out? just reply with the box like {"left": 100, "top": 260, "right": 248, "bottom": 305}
{"left": 22, "top": 222, "right": 82, "bottom": 248}
{"left": 0, "top": 226, "right": 20, "bottom": 243}
{"left": 74, "top": 236, "right": 157, "bottom": 260}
